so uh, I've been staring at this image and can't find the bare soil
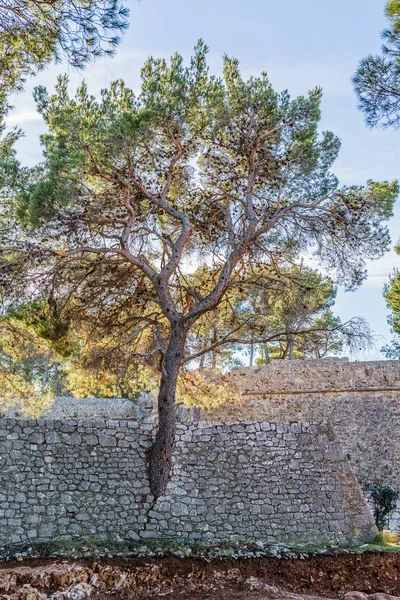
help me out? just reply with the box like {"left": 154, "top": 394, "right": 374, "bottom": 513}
{"left": 1, "top": 552, "right": 400, "bottom": 599}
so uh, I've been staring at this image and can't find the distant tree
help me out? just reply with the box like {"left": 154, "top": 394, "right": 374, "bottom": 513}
{"left": 1, "top": 43, "right": 398, "bottom": 497}
{"left": 295, "top": 311, "right": 354, "bottom": 359}
{"left": 0, "top": 0, "right": 129, "bottom": 95}
{"left": 381, "top": 243, "right": 400, "bottom": 358}
{"left": 184, "top": 266, "right": 250, "bottom": 370}
{"left": 381, "top": 337, "right": 400, "bottom": 358}
{"left": 353, "top": 1, "right": 400, "bottom": 128}
{"left": 353, "top": 2, "right": 400, "bottom": 360}
{"left": 230, "top": 262, "right": 371, "bottom": 364}
{"left": 0, "top": 0, "right": 130, "bottom": 399}
{"left": 0, "top": 318, "right": 54, "bottom": 413}
{"left": 383, "top": 250, "right": 400, "bottom": 319}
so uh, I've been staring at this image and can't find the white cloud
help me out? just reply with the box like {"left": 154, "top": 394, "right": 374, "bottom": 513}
{"left": 5, "top": 111, "right": 43, "bottom": 126}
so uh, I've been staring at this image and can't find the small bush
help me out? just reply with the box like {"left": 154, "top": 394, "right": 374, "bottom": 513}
{"left": 370, "top": 487, "right": 399, "bottom": 531}
{"left": 375, "top": 529, "right": 400, "bottom": 546}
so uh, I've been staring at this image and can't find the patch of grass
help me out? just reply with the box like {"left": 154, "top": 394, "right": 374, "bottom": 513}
{"left": 355, "top": 543, "right": 400, "bottom": 553}
{"left": 375, "top": 530, "right": 400, "bottom": 546}
{"left": 44, "top": 539, "right": 79, "bottom": 553}
{"left": 139, "top": 536, "right": 186, "bottom": 550}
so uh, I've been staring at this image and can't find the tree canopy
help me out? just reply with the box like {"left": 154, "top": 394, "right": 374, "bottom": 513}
{"left": 353, "top": 0, "right": 400, "bottom": 128}
{"left": 240, "top": 262, "right": 371, "bottom": 363}
{"left": 1, "top": 42, "right": 398, "bottom": 496}
{"left": 0, "top": 0, "right": 130, "bottom": 407}
{"left": 381, "top": 243, "right": 400, "bottom": 358}
{"left": 0, "top": 0, "right": 129, "bottom": 96}
{"left": 186, "top": 261, "right": 372, "bottom": 368}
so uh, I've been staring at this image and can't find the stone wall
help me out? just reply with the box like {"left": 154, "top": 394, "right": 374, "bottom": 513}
{"left": 0, "top": 419, "right": 152, "bottom": 545}
{"left": 223, "top": 358, "right": 400, "bottom": 396}
{"left": 2, "top": 394, "right": 156, "bottom": 422}
{"left": 151, "top": 421, "right": 375, "bottom": 545}
{"left": 0, "top": 418, "right": 376, "bottom": 547}
{"left": 202, "top": 359, "right": 400, "bottom": 488}
{"left": 201, "top": 358, "right": 400, "bottom": 528}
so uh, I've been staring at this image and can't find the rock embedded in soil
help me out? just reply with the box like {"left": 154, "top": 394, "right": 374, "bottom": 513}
{"left": 2, "top": 554, "right": 400, "bottom": 600}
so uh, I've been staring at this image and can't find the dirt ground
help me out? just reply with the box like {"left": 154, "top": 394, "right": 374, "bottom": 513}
{"left": 1, "top": 552, "right": 400, "bottom": 599}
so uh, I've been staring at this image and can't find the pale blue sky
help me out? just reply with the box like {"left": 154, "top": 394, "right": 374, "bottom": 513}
{"left": 6, "top": 0, "right": 400, "bottom": 359}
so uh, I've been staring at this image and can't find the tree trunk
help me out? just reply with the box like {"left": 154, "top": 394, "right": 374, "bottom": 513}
{"left": 149, "top": 324, "right": 186, "bottom": 499}
{"left": 195, "top": 353, "right": 205, "bottom": 422}
{"left": 41, "top": 352, "right": 50, "bottom": 394}
{"left": 192, "top": 406, "right": 201, "bottom": 423}
{"left": 264, "top": 344, "right": 270, "bottom": 365}
{"left": 288, "top": 335, "right": 295, "bottom": 360}
{"left": 54, "top": 364, "right": 62, "bottom": 396}
{"left": 249, "top": 342, "right": 254, "bottom": 366}
{"left": 211, "top": 329, "right": 217, "bottom": 369}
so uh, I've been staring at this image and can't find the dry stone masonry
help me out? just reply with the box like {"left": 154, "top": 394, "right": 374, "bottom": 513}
{"left": 0, "top": 419, "right": 152, "bottom": 545}
{"left": 150, "top": 421, "right": 375, "bottom": 545}
{"left": 3, "top": 394, "right": 156, "bottom": 422}
{"left": 0, "top": 417, "right": 376, "bottom": 548}
{"left": 202, "top": 358, "right": 400, "bottom": 529}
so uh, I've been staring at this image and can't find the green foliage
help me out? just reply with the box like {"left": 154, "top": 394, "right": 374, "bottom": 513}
{"left": 0, "top": 0, "right": 132, "bottom": 409}
{"left": 371, "top": 487, "right": 399, "bottom": 531}
{"left": 185, "top": 260, "right": 366, "bottom": 368}
{"left": 375, "top": 529, "right": 400, "bottom": 545}
{"left": 0, "top": 42, "right": 398, "bottom": 411}
{"left": 381, "top": 243, "right": 400, "bottom": 358}
{"left": 0, "top": 0, "right": 129, "bottom": 96}
{"left": 0, "top": 0, "right": 130, "bottom": 224}
{"left": 353, "top": 1, "right": 400, "bottom": 128}
{"left": 227, "top": 261, "right": 371, "bottom": 365}
{"left": 9, "top": 297, "right": 73, "bottom": 357}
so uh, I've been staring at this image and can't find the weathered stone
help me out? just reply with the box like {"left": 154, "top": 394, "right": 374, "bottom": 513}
{"left": 99, "top": 434, "right": 117, "bottom": 447}
{"left": 343, "top": 593, "right": 369, "bottom": 600}
{"left": 201, "top": 358, "right": 400, "bottom": 529}
{"left": 45, "top": 431, "right": 60, "bottom": 444}
{"left": 0, "top": 413, "right": 376, "bottom": 547}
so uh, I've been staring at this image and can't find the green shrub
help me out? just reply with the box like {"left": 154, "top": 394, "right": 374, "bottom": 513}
{"left": 375, "top": 529, "right": 400, "bottom": 546}
{"left": 370, "top": 487, "right": 399, "bottom": 531}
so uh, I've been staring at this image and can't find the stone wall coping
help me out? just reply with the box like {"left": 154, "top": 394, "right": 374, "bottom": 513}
{"left": 240, "top": 386, "right": 400, "bottom": 396}
{"left": 0, "top": 417, "right": 323, "bottom": 428}
{"left": 230, "top": 358, "right": 400, "bottom": 370}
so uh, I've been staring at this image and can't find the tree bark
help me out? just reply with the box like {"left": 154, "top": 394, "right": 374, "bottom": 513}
{"left": 192, "top": 406, "right": 201, "bottom": 423}
{"left": 288, "top": 335, "right": 295, "bottom": 360}
{"left": 211, "top": 329, "right": 217, "bottom": 369}
{"left": 41, "top": 352, "right": 50, "bottom": 394}
{"left": 149, "top": 323, "right": 186, "bottom": 499}
{"left": 264, "top": 343, "right": 270, "bottom": 364}
{"left": 249, "top": 342, "right": 254, "bottom": 366}
{"left": 194, "top": 354, "right": 205, "bottom": 422}
{"left": 54, "top": 363, "right": 62, "bottom": 396}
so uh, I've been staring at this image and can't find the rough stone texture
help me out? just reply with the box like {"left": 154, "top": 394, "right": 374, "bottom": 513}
{"left": 219, "top": 358, "right": 400, "bottom": 397}
{"left": 1, "top": 394, "right": 156, "bottom": 421}
{"left": 0, "top": 418, "right": 376, "bottom": 547}
{"left": 151, "top": 422, "right": 376, "bottom": 545}
{"left": 201, "top": 358, "right": 400, "bottom": 528}
{"left": 0, "top": 418, "right": 152, "bottom": 545}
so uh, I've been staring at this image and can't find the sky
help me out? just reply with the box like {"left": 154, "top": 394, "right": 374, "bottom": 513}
{"left": 5, "top": 0, "right": 400, "bottom": 360}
